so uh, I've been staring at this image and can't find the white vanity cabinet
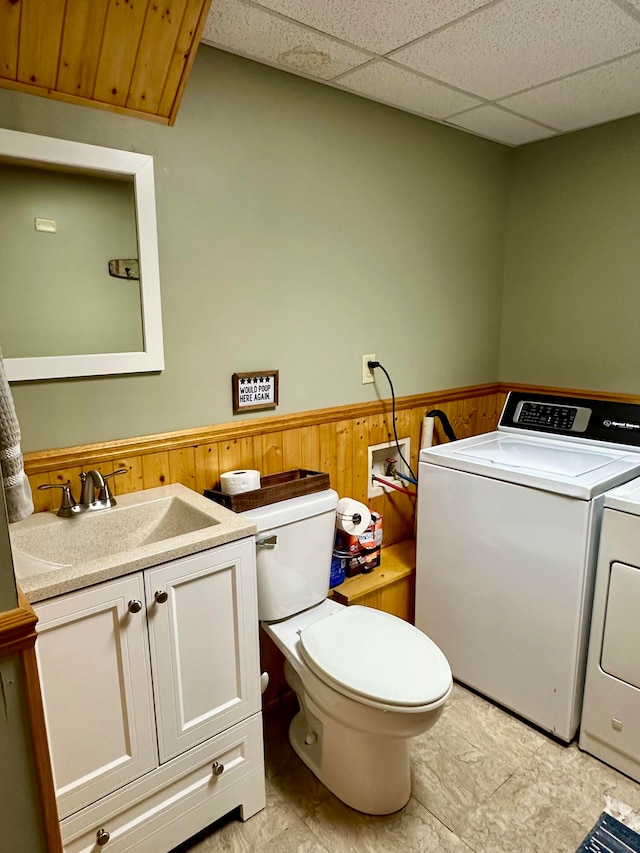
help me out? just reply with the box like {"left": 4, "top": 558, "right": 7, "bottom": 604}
{"left": 34, "top": 537, "right": 265, "bottom": 853}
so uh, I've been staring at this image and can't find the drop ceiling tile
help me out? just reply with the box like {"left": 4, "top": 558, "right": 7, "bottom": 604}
{"left": 446, "top": 105, "right": 555, "bottom": 145}
{"left": 390, "top": 0, "right": 640, "bottom": 100}
{"left": 252, "top": 0, "right": 495, "bottom": 54}
{"left": 500, "top": 52, "right": 640, "bottom": 132}
{"left": 202, "top": 0, "right": 372, "bottom": 80}
{"left": 338, "top": 60, "right": 481, "bottom": 119}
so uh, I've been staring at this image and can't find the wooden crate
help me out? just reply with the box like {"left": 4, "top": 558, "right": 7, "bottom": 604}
{"left": 204, "top": 469, "right": 330, "bottom": 511}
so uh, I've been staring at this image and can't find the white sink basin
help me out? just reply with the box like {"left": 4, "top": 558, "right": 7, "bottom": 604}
{"left": 10, "top": 484, "right": 257, "bottom": 602}
{"left": 12, "top": 495, "right": 217, "bottom": 566}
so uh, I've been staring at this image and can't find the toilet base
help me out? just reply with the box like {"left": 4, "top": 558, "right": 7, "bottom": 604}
{"left": 263, "top": 604, "right": 450, "bottom": 815}
{"left": 288, "top": 701, "right": 411, "bottom": 815}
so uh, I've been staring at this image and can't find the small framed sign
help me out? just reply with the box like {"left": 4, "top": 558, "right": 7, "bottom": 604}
{"left": 232, "top": 370, "right": 279, "bottom": 414}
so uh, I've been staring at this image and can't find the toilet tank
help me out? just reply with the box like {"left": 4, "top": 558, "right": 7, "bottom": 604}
{"left": 241, "top": 489, "right": 339, "bottom": 622}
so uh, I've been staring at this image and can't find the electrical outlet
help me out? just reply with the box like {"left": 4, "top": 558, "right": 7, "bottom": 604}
{"left": 362, "top": 354, "right": 376, "bottom": 384}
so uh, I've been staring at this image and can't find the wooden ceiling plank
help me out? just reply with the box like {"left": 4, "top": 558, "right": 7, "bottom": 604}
{"left": 126, "top": 0, "right": 189, "bottom": 115}
{"left": 159, "top": 0, "right": 212, "bottom": 122}
{"left": 0, "top": 0, "right": 22, "bottom": 80}
{"left": 93, "top": 0, "right": 149, "bottom": 108}
{"left": 17, "top": 0, "right": 67, "bottom": 89}
{"left": 57, "top": 0, "right": 110, "bottom": 98}
{"left": 0, "top": 0, "right": 208, "bottom": 122}
{"left": 0, "top": 74, "right": 170, "bottom": 121}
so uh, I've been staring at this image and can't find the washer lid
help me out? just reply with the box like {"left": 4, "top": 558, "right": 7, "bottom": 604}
{"left": 453, "top": 437, "right": 623, "bottom": 477}
{"left": 420, "top": 432, "right": 640, "bottom": 499}
{"left": 298, "top": 606, "right": 452, "bottom": 708}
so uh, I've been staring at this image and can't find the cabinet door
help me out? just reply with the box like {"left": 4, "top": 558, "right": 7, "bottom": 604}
{"left": 35, "top": 575, "right": 158, "bottom": 819}
{"left": 145, "top": 539, "right": 260, "bottom": 762}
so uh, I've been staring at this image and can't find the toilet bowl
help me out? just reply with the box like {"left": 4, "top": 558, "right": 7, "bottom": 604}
{"left": 264, "top": 598, "right": 452, "bottom": 813}
{"left": 242, "top": 490, "right": 452, "bottom": 815}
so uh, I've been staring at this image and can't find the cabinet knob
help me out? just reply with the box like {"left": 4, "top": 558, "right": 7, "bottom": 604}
{"left": 154, "top": 590, "right": 169, "bottom": 604}
{"left": 96, "top": 828, "right": 110, "bottom": 845}
{"left": 127, "top": 599, "right": 143, "bottom": 614}
{"left": 212, "top": 761, "right": 225, "bottom": 777}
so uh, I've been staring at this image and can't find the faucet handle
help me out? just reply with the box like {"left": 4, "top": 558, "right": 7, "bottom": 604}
{"left": 38, "top": 483, "right": 78, "bottom": 517}
{"left": 100, "top": 468, "right": 128, "bottom": 505}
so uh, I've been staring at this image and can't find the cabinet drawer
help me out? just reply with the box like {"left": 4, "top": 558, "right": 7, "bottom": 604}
{"left": 61, "top": 713, "right": 265, "bottom": 853}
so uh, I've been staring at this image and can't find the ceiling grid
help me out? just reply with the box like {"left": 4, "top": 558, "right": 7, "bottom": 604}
{"left": 202, "top": 0, "right": 640, "bottom": 145}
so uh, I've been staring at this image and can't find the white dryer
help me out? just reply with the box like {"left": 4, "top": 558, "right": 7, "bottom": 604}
{"left": 416, "top": 392, "right": 640, "bottom": 742}
{"left": 580, "top": 478, "right": 640, "bottom": 781}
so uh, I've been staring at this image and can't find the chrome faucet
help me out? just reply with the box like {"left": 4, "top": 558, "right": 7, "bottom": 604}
{"left": 39, "top": 468, "right": 128, "bottom": 516}
{"left": 79, "top": 469, "right": 105, "bottom": 507}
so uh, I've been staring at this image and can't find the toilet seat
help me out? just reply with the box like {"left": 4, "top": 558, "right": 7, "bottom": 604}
{"left": 298, "top": 605, "right": 452, "bottom": 712}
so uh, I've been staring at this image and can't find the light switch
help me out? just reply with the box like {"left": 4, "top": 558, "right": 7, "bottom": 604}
{"left": 35, "top": 218, "right": 56, "bottom": 233}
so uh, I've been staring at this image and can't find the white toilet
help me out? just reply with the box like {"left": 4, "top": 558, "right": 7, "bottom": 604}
{"left": 242, "top": 489, "right": 452, "bottom": 815}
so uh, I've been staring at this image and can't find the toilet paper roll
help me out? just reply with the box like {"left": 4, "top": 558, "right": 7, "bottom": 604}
{"left": 336, "top": 498, "right": 371, "bottom": 536}
{"left": 219, "top": 469, "right": 261, "bottom": 495}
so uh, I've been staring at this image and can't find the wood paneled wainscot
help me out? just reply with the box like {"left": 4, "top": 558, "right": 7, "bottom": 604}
{"left": 25, "top": 383, "right": 502, "bottom": 546}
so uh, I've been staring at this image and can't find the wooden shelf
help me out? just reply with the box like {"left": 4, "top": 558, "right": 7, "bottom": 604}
{"left": 331, "top": 539, "right": 416, "bottom": 623}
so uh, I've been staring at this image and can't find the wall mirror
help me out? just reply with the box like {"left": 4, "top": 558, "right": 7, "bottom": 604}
{"left": 0, "top": 128, "right": 164, "bottom": 381}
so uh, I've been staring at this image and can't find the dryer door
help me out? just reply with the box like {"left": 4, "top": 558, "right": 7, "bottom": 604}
{"left": 601, "top": 561, "right": 640, "bottom": 689}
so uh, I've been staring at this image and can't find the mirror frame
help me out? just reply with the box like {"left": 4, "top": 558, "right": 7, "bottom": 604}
{"left": 0, "top": 128, "right": 164, "bottom": 381}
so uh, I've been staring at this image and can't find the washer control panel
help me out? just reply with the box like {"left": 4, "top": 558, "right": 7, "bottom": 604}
{"left": 514, "top": 401, "right": 591, "bottom": 433}
{"left": 500, "top": 392, "right": 640, "bottom": 448}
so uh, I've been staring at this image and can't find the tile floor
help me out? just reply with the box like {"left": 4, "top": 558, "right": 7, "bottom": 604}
{"left": 176, "top": 684, "right": 640, "bottom": 853}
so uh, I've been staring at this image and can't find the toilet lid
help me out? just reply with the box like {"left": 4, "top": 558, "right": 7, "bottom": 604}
{"left": 298, "top": 606, "right": 452, "bottom": 708}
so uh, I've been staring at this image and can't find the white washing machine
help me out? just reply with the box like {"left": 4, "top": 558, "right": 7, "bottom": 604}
{"left": 580, "top": 478, "right": 640, "bottom": 780}
{"left": 416, "top": 392, "right": 640, "bottom": 742}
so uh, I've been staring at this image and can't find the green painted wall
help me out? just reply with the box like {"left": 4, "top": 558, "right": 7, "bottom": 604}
{"left": 0, "top": 164, "right": 141, "bottom": 358}
{"left": 501, "top": 114, "right": 640, "bottom": 393}
{"left": 0, "top": 46, "right": 510, "bottom": 453}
